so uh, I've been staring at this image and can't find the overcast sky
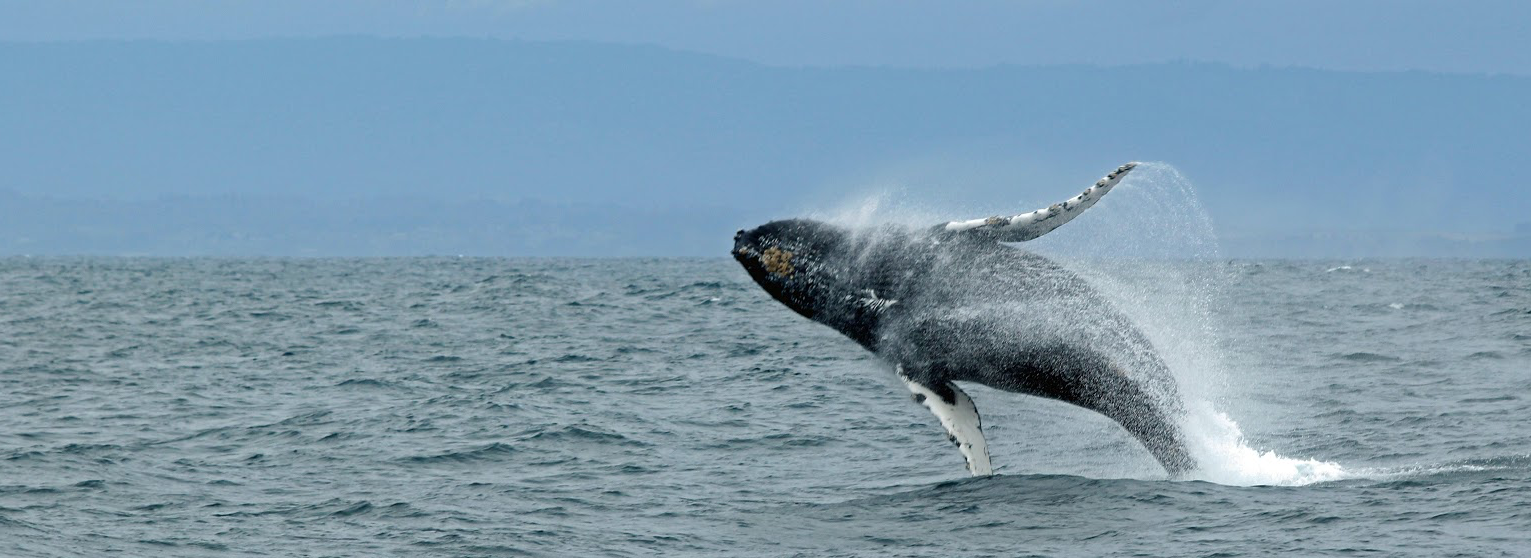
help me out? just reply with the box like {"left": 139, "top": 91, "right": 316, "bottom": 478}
{"left": 4, "top": 0, "right": 1529, "bottom": 74}
{"left": 3, "top": 2, "right": 1528, "bottom": 256}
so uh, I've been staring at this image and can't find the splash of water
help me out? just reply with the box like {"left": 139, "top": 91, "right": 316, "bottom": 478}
{"left": 1180, "top": 401, "right": 1349, "bottom": 485}
{"left": 1032, "top": 163, "right": 1351, "bottom": 486}
{"left": 823, "top": 161, "right": 1354, "bottom": 486}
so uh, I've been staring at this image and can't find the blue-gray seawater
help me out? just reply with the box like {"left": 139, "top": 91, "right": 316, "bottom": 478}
{"left": 1, "top": 257, "right": 1527, "bottom": 557}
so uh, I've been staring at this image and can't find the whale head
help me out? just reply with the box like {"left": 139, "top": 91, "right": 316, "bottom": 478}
{"left": 733, "top": 219, "right": 901, "bottom": 349}
{"left": 733, "top": 219, "right": 850, "bottom": 317}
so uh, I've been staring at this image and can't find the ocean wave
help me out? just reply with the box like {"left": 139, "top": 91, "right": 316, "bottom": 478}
{"left": 402, "top": 442, "right": 519, "bottom": 464}
{"left": 1331, "top": 351, "right": 1403, "bottom": 362}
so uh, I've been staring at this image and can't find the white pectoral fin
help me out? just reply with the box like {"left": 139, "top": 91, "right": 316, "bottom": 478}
{"left": 942, "top": 162, "right": 1138, "bottom": 242}
{"left": 899, "top": 372, "right": 993, "bottom": 476}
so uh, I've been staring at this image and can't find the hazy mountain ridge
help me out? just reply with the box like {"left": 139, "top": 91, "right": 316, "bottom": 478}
{"left": 0, "top": 190, "right": 745, "bottom": 257}
{"left": 2, "top": 190, "right": 1524, "bottom": 258}
{"left": 2, "top": 38, "right": 1528, "bottom": 256}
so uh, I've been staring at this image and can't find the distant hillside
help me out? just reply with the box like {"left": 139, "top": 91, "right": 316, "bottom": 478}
{"left": 2, "top": 38, "right": 1528, "bottom": 256}
{"left": 0, "top": 191, "right": 744, "bottom": 257}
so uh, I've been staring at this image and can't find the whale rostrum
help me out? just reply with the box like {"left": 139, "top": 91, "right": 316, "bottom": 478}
{"left": 733, "top": 162, "right": 1197, "bottom": 477}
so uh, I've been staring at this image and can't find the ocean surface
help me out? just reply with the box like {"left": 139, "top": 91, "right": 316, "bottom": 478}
{"left": 0, "top": 256, "right": 1527, "bottom": 557}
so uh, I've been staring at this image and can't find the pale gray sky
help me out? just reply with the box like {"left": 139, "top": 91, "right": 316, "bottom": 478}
{"left": 4, "top": 0, "right": 1530, "bottom": 74}
{"left": 3, "top": 2, "right": 1528, "bottom": 256}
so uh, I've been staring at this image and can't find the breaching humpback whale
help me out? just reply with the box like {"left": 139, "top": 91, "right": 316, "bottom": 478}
{"left": 733, "top": 163, "right": 1197, "bottom": 477}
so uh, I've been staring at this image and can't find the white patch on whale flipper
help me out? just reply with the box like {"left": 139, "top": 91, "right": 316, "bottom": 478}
{"left": 942, "top": 162, "right": 1138, "bottom": 242}
{"left": 900, "top": 368, "right": 993, "bottom": 476}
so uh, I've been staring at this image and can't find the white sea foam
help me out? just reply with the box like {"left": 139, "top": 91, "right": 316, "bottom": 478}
{"left": 1181, "top": 401, "right": 1349, "bottom": 486}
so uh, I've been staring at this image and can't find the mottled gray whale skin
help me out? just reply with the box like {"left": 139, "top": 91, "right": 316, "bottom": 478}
{"left": 732, "top": 164, "right": 1196, "bottom": 477}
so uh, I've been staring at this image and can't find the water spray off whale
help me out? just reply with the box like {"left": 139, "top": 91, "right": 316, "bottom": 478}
{"left": 734, "top": 161, "right": 1348, "bottom": 486}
